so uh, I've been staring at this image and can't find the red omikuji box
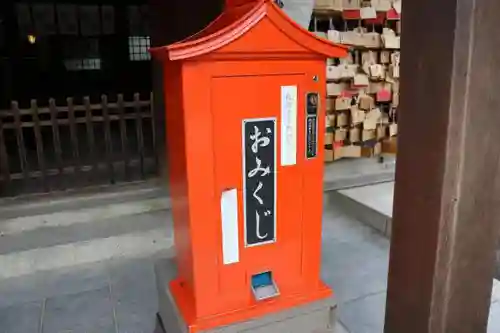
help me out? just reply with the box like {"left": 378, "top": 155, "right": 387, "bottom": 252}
{"left": 151, "top": 1, "right": 348, "bottom": 332}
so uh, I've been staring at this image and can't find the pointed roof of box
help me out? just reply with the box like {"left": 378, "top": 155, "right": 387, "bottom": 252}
{"left": 151, "top": 0, "right": 348, "bottom": 61}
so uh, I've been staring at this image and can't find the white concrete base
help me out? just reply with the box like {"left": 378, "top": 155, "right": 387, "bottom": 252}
{"left": 154, "top": 258, "right": 338, "bottom": 333}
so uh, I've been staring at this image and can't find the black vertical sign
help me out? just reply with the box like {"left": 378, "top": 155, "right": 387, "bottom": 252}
{"left": 243, "top": 118, "right": 276, "bottom": 246}
{"left": 306, "top": 93, "right": 319, "bottom": 159}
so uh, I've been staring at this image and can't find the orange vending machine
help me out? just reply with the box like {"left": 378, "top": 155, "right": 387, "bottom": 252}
{"left": 152, "top": 1, "right": 347, "bottom": 332}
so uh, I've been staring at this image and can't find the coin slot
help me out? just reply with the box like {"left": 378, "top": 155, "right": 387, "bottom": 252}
{"left": 251, "top": 271, "right": 279, "bottom": 301}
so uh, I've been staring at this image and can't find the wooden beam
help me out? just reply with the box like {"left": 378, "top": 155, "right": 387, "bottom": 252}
{"left": 385, "top": 1, "right": 500, "bottom": 332}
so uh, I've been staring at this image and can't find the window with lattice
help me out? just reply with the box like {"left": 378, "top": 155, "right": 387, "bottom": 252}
{"left": 128, "top": 36, "right": 150, "bottom": 61}
{"left": 64, "top": 38, "right": 101, "bottom": 71}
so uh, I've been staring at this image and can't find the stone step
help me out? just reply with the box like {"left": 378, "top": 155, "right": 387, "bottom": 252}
{"left": 0, "top": 182, "right": 173, "bottom": 281}
{"left": 0, "top": 209, "right": 172, "bottom": 255}
{"left": 0, "top": 202, "right": 173, "bottom": 281}
{"left": 0, "top": 224, "right": 174, "bottom": 280}
{"left": 331, "top": 182, "right": 394, "bottom": 238}
{"left": 0, "top": 197, "right": 169, "bottom": 237}
{"left": 0, "top": 158, "right": 395, "bottom": 281}
{"left": 0, "top": 180, "right": 169, "bottom": 221}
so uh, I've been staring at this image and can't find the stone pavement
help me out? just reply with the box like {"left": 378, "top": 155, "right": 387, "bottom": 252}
{"left": 0, "top": 251, "right": 165, "bottom": 333}
{"left": 1, "top": 191, "right": 498, "bottom": 333}
{"left": 333, "top": 182, "right": 500, "bottom": 332}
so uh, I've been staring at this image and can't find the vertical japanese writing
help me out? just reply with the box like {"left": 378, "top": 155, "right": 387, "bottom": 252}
{"left": 243, "top": 118, "right": 276, "bottom": 246}
{"left": 306, "top": 93, "right": 319, "bottom": 159}
{"left": 281, "top": 85, "right": 297, "bottom": 166}
{"left": 306, "top": 117, "right": 317, "bottom": 158}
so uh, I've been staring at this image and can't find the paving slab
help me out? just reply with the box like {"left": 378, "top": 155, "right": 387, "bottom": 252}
{"left": 339, "top": 292, "right": 387, "bottom": 333}
{"left": 0, "top": 301, "right": 43, "bottom": 333}
{"left": 0, "top": 260, "right": 110, "bottom": 309}
{"left": 42, "top": 287, "right": 116, "bottom": 333}
{"left": 338, "top": 290, "right": 500, "bottom": 333}
{"left": 335, "top": 321, "right": 351, "bottom": 333}
{"left": 109, "top": 258, "right": 158, "bottom": 333}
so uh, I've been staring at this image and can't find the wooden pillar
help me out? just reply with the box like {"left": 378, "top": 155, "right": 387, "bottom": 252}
{"left": 148, "top": 0, "right": 222, "bottom": 179}
{"left": 384, "top": 0, "right": 500, "bottom": 332}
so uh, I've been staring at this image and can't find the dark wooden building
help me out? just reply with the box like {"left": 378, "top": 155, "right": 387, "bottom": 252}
{"left": 0, "top": 0, "right": 222, "bottom": 197}
{"left": 0, "top": 0, "right": 153, "bottom": 108}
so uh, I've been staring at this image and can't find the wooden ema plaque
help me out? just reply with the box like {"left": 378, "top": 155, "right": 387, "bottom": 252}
{"left": 151, "top": 1, "right": 347, "bottom": 332}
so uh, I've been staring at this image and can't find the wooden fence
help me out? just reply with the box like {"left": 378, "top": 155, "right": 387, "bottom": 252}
{"left": 0, "top": 93, "right": 159, "bottom": 197}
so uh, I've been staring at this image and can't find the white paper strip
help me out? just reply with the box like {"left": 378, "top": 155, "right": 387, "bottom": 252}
{"left": 281, "top": 86, "right": 298, "bottom": 166}
{"left": 221, "top": 189, "right": 239, "bottom": 265}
